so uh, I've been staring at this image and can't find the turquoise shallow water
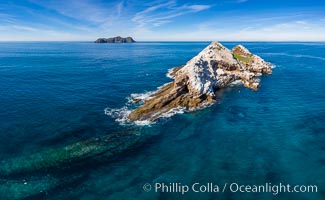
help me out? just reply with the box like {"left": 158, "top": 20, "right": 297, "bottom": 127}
{"left": 0, "top": 42, "right": 324, "bottom": 199}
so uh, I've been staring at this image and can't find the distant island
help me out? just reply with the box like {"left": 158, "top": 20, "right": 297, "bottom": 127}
{"left": 94, "top": 36, "right": 135, "bottom": 43}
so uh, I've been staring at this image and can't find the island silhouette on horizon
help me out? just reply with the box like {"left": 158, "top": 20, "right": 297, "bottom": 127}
{"left": 95, "top": 36, "right": 135, "bottom": 43}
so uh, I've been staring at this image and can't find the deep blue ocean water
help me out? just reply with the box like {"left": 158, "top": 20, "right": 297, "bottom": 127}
{"left": 0, "top": 42, "right": 324, "bottom": 200}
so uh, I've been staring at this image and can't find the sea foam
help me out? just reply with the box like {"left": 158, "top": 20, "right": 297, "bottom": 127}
{"left": 127, "top": 91, "right": 155, "bottom": 104}
{"left": 166, "top": 67, "right": 176, "bottom": 79}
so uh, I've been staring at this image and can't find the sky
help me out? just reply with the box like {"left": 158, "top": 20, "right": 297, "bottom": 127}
{"left": 0, "top": 0, "right": 324, "bottom": 41}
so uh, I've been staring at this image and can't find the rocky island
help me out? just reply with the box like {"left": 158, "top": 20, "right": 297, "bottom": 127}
{"left": 128, "top": 41, "right": 272, "bottom": 122}
{"left": 95, "top": 36, "right": 135, "bottom": 43}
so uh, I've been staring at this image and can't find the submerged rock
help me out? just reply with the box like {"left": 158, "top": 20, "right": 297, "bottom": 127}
{"left": 0, "top": 128, "right": 160, "bottom": 198}
{"left": 0, "top": 131, "right": 142, "bottom": 177}
{"left": 128, "top": 42, "right": 272, "bottom": 121}
{"left": 0, "top": 174, "right": 84, "bottom": 199}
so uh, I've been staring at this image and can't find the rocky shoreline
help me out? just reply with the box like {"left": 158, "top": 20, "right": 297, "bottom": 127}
{"left": 128, "top": 41, "right": 272, "bottom": 122}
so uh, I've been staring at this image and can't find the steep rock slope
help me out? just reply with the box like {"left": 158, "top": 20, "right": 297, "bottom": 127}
{"left": 128, "top": 42, "right": 272, "bottom": 121}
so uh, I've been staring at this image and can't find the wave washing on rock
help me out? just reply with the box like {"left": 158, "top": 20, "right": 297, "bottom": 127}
{"left": 104, "top": 107, "right": 153, "bottom": 126}
{"left": 126, "top": 41, "right": 273, "bottom": 122}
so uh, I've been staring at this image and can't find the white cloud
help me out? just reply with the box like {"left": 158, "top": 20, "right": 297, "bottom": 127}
{"left": 132, "top": 1, "right": 212, "bottom": 28}
{"left": 237, "top": 0, "right": 248, "bottom": 3}
{"left": 30, "top": 0, "right": 125, "bottom": 26}
{"left": 131, "top": 19, "right": 325, "bottom": 41}
{"left": 187, "top": 5, "right": 211, "bottom": 12}
{"left": 296, "top": 20, "right": 307, "bottom": 24}
{"left": 0, "top": 1, "right": 323, "bottom": 41}
{"left": 0, "top": 25, "right": 90, "bottom": 41}
{"left": 0, "top": 25, "right": 39, "bottom": 32}
{"left": 117, "top": 1, "right": 124, "bottom": 17}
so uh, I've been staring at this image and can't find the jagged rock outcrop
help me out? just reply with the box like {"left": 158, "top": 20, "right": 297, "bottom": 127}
{"left": 95, "top": 36, "right": 135, "bottom": 43}
{"left": 232, "top": 45, "right": 272, "bottom": 74}
{"left": 128, "top": 41, "right": 272, "bottom": 121}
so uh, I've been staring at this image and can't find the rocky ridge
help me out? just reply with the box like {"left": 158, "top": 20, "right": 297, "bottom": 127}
{"left": 95, "top": 36, "right": 135, "bottom": 43}
{"left": 128, "top": 41, "right": 272, "bottom": 122}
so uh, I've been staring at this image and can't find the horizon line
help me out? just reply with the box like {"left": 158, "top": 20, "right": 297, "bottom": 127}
{"left": 0, "top": 40, "right": 325, "bottom": 43}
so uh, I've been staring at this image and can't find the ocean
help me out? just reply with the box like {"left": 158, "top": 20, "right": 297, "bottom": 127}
{"left": 0, "top": 42, "right": 324, "bottom": 199}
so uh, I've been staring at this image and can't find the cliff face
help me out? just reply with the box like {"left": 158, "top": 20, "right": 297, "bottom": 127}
{"left": 95, "top": 36, "right": 135, "bottom": 43}
{"left": 128, "top": 42, "right": 272, "bottom": 122}
{"left": 232, "top": 45, "right": 272, "bottom": 74}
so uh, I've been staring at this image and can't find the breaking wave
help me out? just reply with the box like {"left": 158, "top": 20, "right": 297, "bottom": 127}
{"left": 106, "top": 82, "right": 177, "bottom": 126}
{"left": 104, "top": 107, "right": 154, "bottom": 126}
{"left": 166, "top": 67, "right": 176, "bottom": 79}
{"left": 104, "top": 77, "right": 244, "bottom": 126}
{"left": 228, "top": 80, "right": 243, "bottom": 87}
{"left": 157, "top": 107, "right": 185, "bottom": 119}
{"left": 127, "top": 91, "right": 155, "bottom": 104}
